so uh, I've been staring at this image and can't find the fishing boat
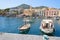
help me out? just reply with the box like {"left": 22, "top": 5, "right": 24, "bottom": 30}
{"left": 40, "top": 19, "right": 55, "bottom": 34}
{"left": 18, "top": 23, "right": 31, "bottom": 33}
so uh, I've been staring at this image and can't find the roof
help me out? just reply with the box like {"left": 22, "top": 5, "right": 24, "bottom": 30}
{"left": 42, "top": 19, "right": 53, "bottom": 23}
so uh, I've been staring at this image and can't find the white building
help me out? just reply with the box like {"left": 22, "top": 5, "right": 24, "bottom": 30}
{"left": 34, "top": 8, "right": 45, "bottom": 17}
{"left": 9, "top": 8, "right": 22, "bottom": 15}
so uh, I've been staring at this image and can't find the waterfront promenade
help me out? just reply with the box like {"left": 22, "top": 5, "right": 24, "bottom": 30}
{"left": 0, "top": 33, "right": 60, "bottom": 40}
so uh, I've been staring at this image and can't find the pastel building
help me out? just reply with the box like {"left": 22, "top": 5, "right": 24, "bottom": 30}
{"left": 44, "top": 8, "right": 59, "bottom": 17}
{"left": 22, "top": 7, "right": 60, "bottom": 17}
{"left": 58, "top": 10, "right": 60, "bottom": 17}
{"left": 32, "top": 8, "right": 46, "bottom": 17}
{"left": 23, "top": 6, "right": 35, "bottom": 16}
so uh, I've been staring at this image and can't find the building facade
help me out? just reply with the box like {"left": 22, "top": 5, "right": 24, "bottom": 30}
{"left": 9, "top": 7, "right": 60, "bottom": 17}
{"left": 44, "top": 8, "right": 59, "bottom": 17}
{"left": 9, "top": 8, "right": 23, "bottom": 15}
{"left": 58, "top": 10, "right": 60, "bottom": 17}
{"left": 23, "top": 6, "right": 35, "bottom": 16}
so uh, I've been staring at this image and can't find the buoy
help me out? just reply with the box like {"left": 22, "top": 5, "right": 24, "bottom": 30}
{"left": 43, "top": 35, "right": 49, "bottom": 40}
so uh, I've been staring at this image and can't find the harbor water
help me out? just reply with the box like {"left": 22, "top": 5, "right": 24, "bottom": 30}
{"left": 0, "top": 16, "right": 60, "bottom": 37}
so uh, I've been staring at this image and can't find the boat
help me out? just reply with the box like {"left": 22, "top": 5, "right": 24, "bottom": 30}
{"left": 18, "top": 23, "right": 31, "bottom": 34}
{"left": 54, "top": 16, "right": 60, "bottom": 20}
{"left": 56, "top": 16, "right": 60, "bottom": 20}
{"left": 40, "top": 19, "right": 55, "bottom": 34}
{"left": 23, "top": 17, "right": 34, "bottom": 23}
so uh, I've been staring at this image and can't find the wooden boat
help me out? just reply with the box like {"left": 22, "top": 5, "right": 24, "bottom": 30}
{"left": 18, "top": 24, "right": 31, "bottom": 33}
{"left": 40, "top": 19, "right": 55, "bottom": 34}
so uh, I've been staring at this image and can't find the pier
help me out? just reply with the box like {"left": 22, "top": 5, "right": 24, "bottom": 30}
{"left": 0, "top": 33, "right": 60, "bottom": 40}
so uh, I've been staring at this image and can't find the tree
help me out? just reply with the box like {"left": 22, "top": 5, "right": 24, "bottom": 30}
{"left": 4, "top": 8, "right": 10, "bottom": 12}
{"left": 0, "top": 9, "right": 3, "bottom": 15}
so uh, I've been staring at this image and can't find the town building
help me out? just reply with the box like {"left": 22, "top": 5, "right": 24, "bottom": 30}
{"left": 44, "top": 8, "right": 59, "bottom": 17}
{"left": 34, "top": 8, "right": 46, "bottom": 17}
{"left": 58, "top": 10, "right": 60, "bottom": 17}
{"left": 9, "top": 8, "right": 23, "bottom": 15}
{"left": 23, "top": 8, "right": 46, "bottom": 17}
{"left": 23, "top": 6, "right": 35, "bottom": 16}
{"left": 9, "top": 6, "right": 60, "bottom": 18}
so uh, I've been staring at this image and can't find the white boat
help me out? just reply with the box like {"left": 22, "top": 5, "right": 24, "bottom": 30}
{"left": 18, "top": 24, "right": 31, "bottom": 33}
{"left": 40, "top": 19, "right": 55, "bottom": 34}
{"left": 23, "top": 18, "right": 30, "bottom": 22}
{"left": 23, "top": 17, "right": 34, "bottom": 23}
{"left": 56, "top": 16, "right": 60, "bottom": 20}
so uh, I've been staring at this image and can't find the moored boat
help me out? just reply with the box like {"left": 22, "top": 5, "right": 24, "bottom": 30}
{"left": 40, "top": 19, "right": 55, "bottom": 34}
{"left": 18, "top": 23, "right": 31, "bottom": 34}
{"left": 23, "top": 17, "right": 34, "bottom": 23}
{"left": 56, "top": 16, "right": 60, "bottom": 20}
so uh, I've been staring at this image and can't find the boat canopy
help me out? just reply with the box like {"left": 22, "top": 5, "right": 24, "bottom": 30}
{"left": 41, "top": 19, "right": 53, "bottom": 29}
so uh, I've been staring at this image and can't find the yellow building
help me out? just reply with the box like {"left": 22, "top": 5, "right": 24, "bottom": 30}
{"left": 58, "top": 10, "right": 60, "bottom": 17}
{"left": 23, "top": 6, "right": 35, "bottom": 16}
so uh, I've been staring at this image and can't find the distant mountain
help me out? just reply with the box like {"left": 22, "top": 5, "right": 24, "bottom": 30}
{"left": 10, "top": 4, "right": 31, "bottom": 9}
{"left": 34, "top": 6, "right": 48, "bottom": 9}
{"left": 10, "top": 7, "right": 17, "bottom": 9}
{"left": 10, "top": 4, "right": 58, "bottom": 10}
{"left": 17, "top": 4, "right": 31, "bottom": 9}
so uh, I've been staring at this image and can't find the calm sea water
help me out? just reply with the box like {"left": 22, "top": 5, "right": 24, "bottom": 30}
{"left": 0, "top": 16, "right": 60, "bottom": 37}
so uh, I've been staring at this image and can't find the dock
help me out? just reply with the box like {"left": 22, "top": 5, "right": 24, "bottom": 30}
{"left": 0, "top": 33, "right": 60, "bottom": 40}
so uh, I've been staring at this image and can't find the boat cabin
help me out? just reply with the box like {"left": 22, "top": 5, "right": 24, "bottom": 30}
{"left": 41, "top": 19, "right": 53, "bottom": 29}
{"left": 40, "top": 19, "right": 55, "bottom": 34}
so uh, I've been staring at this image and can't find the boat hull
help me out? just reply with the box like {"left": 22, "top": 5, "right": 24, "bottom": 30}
{"left": 19, "top": 28, "right": 30, "bottom": 34}
{"left": 40, "top": 19, "right": 55, "bottom": 35}
{"left": 40, "top": 28, "right": 55, "bottom": 35}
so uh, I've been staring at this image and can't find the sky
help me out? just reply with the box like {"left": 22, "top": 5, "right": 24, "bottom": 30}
{"left": 0, "top": 0, "right": 60, "bottom": 9}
